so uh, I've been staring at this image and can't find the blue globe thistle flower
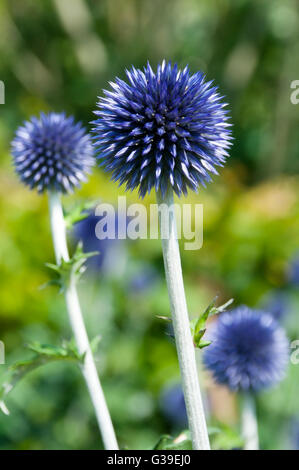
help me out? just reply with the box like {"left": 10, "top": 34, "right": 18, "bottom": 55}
{"left": 92, "top": 61, "right": 232, "bottom": 197}
{"left": 12, "top": 112, "right": 94, "bottom": 194}
{"left": 160, "top": 384, "right": 187, "bottom": 428}
{"left": 73, "top": 210, "right": 127, "bottom": 277}
{"left": 203, "top": 306, "right": 289, "bottom": 393}
{"left": 128, "top": 265, "right": 159, "bottom": 293}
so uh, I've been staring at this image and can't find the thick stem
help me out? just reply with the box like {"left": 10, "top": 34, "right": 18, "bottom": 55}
{"left": 241, "top": 393, "right": 259, "bottom": 450}
{"left": 48, "top": 191, "right": 118, "bottom": 450}
{"left": 156, "top": 188, "right": 210, "bottom": 450}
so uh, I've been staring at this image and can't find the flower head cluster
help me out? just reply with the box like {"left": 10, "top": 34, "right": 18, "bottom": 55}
{"left": 93, "top": 61, "right": 232, "bottom": 197}
{"left": 203, "top": 306, "right": 289, "bottom": 392}
{"left": 12, "top": 112, "right": 94, "bottom": 194}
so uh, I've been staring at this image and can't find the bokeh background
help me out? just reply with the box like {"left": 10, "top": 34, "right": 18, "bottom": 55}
{"left": 0, "top": 0, "right": 299, "bottom": 450}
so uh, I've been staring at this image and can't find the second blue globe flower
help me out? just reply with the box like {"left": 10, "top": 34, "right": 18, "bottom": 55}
{"left": 12, "top": 112, "right": 94, "bottom": 194}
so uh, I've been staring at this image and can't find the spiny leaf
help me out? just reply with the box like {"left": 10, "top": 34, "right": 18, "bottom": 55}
{"left": 212, "top": 297, "right": 234, "bottom": 314}
{"left": 26, "top": 340, "right": 82, "bottom": 361}
{"left": 152, "top": 434, "right": 172, "bottom": 450}
{"left": 197, "top": 340, "right": 212, "bottom": 349}
{"left": 90, "top": 335, "right": 102, "bottom": 354}
{"left": 45, "top": 241, "right": 99, "bottom": 291}
{"left": 0, "top": 401, "right": 9, "bottom": 416}
{"left": 209, "top": 422, "right": 244, "bottom": 450}
{"left": 156, "top": 315, "right": 172, "bottom": 322}
{"left": 0, "top": 339, "right": 83, "bottom": 415}
{"left": 153, "top": 431, "right": 192, "bottom": 450}
{"left": 191, "top": 297, "right": 234, "bottom": 349}
{"left": 39, "top": 278, "right": 62, "bottom": 291}
{"left": 64, "top": 199, "right": 100, "bottom": 229}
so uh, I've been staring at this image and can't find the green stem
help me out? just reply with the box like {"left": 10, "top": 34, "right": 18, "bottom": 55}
{"left": 156, "top": 187, "right": 210, "bottom": 450}
{"left": 241, "top": 393, "right": 259, "bottom": 450}
{"left": 48, "top": 191, "right": 118, "bottom": 450}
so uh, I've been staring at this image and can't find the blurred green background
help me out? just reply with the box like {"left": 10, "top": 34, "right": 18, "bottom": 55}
{"left": 0, "top": 0, "right": 299, "bottom": 450}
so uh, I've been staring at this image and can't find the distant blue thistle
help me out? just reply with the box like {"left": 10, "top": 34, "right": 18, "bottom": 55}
{"left": 261, "top": 291, "right": 289, "bottom": 321}
{"left": 288, "top": 255, "right": 299, "bottom": 287}
{"left": 203, "top": 306, "right": 289, "bottom": 392}
{"left": 73, "top": 210, "right": 127, "bottom": 275}
{"left": 92, "top": 61, "right": 232, "bottom": 197}
{"left": 12, "top": 112, "right": 94, "bottom": 193}
{"left": 290, "top": 418, "right": 299, "bottom": 450}
{"left": 73, "top": 212, "right": 114, "bottom": 272}
{"left": 129, "top": 265, "right": 159, "bottom": 293}
{"left": 160, "top": 384, "right": 187, "bottom": 428}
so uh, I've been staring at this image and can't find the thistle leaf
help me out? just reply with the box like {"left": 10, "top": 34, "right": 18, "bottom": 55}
{"left": 64, "top": 200, "right": 100, "bottom": 229}
{"left": 153, "top": 431, "right": 192, "bottom": 450}
{"left": 0, "top": 339, "right": 83, "bottom": 415}
{"left": 45, "top": 241, "right": 99, "bottom": 291}
{"left": 209, "top": 423, "right": 244, "bottom": 450}
{"left": 156, "top": 315, "right": 172, "bottom": 322}
{"left": 90, "top": 335, "right": 102, "bottom": 354}
{"left": 191, "top": 297, "right": 234, "bottom": 349}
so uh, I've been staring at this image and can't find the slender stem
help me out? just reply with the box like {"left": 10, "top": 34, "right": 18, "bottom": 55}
{"left": 241, "top": 393, "right": 259, "bottom": 450}
{"left": 48, "top": 191, "right": 118, "bottom": 450}
{"left": 156, "top": 188, "right": 210, "bottom": 450}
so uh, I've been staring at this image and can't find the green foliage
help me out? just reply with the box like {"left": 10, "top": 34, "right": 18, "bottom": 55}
{"left": 209, "top": 424, "right": 244, "bottom": 450}
{"left": 191, "top": 298, "right": 234, "bottom": 349}
{"left": 158, "top": 297, "right": 233, "bottom": 349}
{"left": 64, "top": 200, "right": 100, "bottom": 229}
{"left": 153, "top": 431, "right": 192, "bottom": 450}
{"left": 152, "top": 425, "right": 241, "bottom": 450}
{"left": 90, "top": 335, "right": 102, "bottom": 354}
{"left": 0, "top": 340, "right": 83, "bottom": 416}
{"left": 45, "top": 242, "right": 98, "bottom": 291}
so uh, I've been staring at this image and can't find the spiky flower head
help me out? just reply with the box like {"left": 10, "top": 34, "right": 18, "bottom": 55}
{"left": 92, "top": 61, "right": 232, "bottom": 197}
{"left": 203, "top": 306, "right": 289, "bottom": 393}
{"left": 12, "top": 112, "right": 94, "bottom": 194}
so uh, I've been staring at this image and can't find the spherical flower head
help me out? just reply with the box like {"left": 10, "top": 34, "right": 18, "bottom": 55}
{"left": 12, "top": 112, "right": 94, "bottom": 194}
{"left": 92, "top": 61, "right": 232, "bottom": 198}
{"left": 203, "top": 306, "right": 289, "bottom": 393}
